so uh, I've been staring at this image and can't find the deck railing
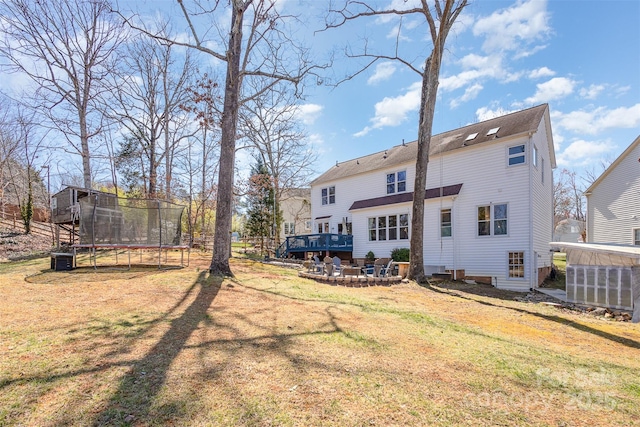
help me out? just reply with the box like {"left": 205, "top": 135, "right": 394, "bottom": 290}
{"left": 276, "top": 233, "right": 353, "bottom": 258}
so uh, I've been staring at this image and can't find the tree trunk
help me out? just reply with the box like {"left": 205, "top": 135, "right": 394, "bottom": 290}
{"left": 79, "top": 116, "right": 92, "bottom": 189}
{"left": 209, "top": 2, "right": 244, "bottom": 276}
{"left": 409, "top": 52, "right": 442, "bottom": 282}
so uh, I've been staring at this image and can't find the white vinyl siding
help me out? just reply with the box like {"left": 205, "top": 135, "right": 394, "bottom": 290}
{"left": 587, "top": 138, "right": 640, "bottom": 245}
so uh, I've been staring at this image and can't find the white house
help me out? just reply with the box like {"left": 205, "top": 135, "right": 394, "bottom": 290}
{"left": 585, "top": 135, "right": 640, "bottom": 246}
{"left": 279, "top": 188, "right": 311, "bottom": 242}
{"left": 308, "top": 104, "right": 556, "bottom": 291}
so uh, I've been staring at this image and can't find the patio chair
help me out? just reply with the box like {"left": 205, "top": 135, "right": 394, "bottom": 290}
{"left": 323, "top": 256, "right": 334, "bottom": 276}
{"left": 379, "top": 259, "right": 396, "bottom": 278}
{"left": 373, "top": 258, "right": 391, "bottom": 277}
{"left": 332, "top": 256, "right": 342, "bottom": 276}
{"left": 312, "top": 255, "right": 324, "bottom": 274}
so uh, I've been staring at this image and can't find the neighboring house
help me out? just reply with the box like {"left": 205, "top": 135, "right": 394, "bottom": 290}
{"left": 585, "top": 135, "right": 640, "bottom": 245}
{"left": 307, "top": 104, "right": 556, "bottom": 291}
{"left": 554, "top": 218, "right": 585, "bottom": 243}
{"left": 279, "top": 188, "right": 311, "bottom": 242}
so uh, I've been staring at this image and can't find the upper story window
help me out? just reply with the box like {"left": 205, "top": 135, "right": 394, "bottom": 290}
{"left": 441, "top": 208, "right": 452, "bottom": 238}
{"left": 634, "top": 229, "right": 640, "bottom": 246}
{"left": 478, "top": 204, "right": 508, "bottom": 236}
{"left": 533, "top": 145, "right": 539, "bottom": 168}
{"left": 508, "top": 144, "right": 526, "bottom": 166}
{"left": 387, "top": 171, "right": 407, "bottom": 194}
{"left": 321, "top": 186, "right": 335, "bottom": 205}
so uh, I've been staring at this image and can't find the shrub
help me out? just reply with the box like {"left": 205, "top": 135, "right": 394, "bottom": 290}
{"left": 391, "top": 247, "right": 410, "bottom": 262}
{"left": 365, "top": 250, "right": 375, "bottom": 262}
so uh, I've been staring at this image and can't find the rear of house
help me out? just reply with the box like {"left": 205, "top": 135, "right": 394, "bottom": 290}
{"left": 310, "top": 104, "right": 556, "bottom": 291}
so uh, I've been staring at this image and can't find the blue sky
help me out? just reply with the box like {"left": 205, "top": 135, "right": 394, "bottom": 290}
{"left": 297, "top": 0, "right": 640, "bottom": 183}
{"left": 2, "top": 0, "right": 638, "bottom": 190}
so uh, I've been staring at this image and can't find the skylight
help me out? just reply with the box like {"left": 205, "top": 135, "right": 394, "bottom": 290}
{"left": 487, "top": 127, "right": 500, "bottom": 136}
{"left": 465, "top": 132, "right": 478, "bottom": 141}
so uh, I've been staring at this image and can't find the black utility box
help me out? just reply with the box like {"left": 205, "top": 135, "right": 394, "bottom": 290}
{"left": 51, "top": 253, "right": 75, "bottom": 271}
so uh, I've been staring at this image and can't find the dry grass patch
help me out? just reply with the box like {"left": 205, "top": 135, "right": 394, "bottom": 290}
{"left": 1, "top": 253, "right": 639, "bottom": 426}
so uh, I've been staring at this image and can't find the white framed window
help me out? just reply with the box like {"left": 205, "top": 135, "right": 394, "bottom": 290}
{"left": 368, "top": 214, "right": 409, "bottom": 241}
{"left": 386, "top": 171, "right": 407, "bottom": 194}
{"left": 634, "top": 229, "right": 640, "bottom": 246}
{"left": 508, "top": 144, "right": 526, "bottom": 166}
{"left": 508, "top": 251, "right": 525, "bottom": 278}
{"left": 321, "top": 186, "right": 335, "bottom": 205}
{"left": 441, "top": 208, "right": 452, "bottom": 237}
{"left": 533, "top": 145, "right": 539, "bottom": 168}
{"left": 541, "top": 158, "right": 545, "bottom": 184}
{"left": 317, "top": 222, "right": 329, "bottom": 233}
{"left": 284, "top": 222, "right": 295, "bottom": 235}
{"left": 477, "top": 204, "right": 508, "bottom": 236}
{"left": 305, "top": 220, "right": 311, "bottom": 230}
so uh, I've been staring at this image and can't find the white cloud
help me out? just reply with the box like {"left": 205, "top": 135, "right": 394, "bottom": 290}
{"left": 296, "top": 103, "right": 323, "bottom": 125}
{"left": 475, "top": 106, "right": 516, "bottom": 122}
{"left": 553, "top": 104, "right": 640, "bottom": 135}
{"left": 440, "top": 53, "right": 508, "bottom": 92}
{"left": 354, "top": 81, "right": 421, "bottom": 136}
{"left": 513, "top": 44, "right": 547, "bottom": 59}
{"left": 473, "top": 0, "right": 551, "bottom": 53}
{"left": 450, "top": 83, "right": 483, "bottom": 109}
{"left": 579, "top": 84, "right": 605, "bottom": 100}
{"left": 368, "top": 62, "right": 397, "bottom": 85}
{"left": 555, "top": 139, "right": 614, "bottom": 167}
{"left": 528, "top": 67, "right": 555, "bottom": 79}
{"left": 524, "top": 77, "right": 575, "bottom": 104}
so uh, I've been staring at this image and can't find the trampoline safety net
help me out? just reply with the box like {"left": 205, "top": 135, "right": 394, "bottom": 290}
{"left": 78, "top": 195, "right": 185, "bottom": 247}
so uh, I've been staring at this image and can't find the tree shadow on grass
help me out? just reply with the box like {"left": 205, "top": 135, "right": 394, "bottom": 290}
{"left": 425, "top": 283, "right": 640, "bottom": 350}
{"left": 91, "top": 271, "right": 222, "bottom": 426}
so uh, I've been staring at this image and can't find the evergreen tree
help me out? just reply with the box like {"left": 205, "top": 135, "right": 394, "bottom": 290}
{"left": 245, "top": 160, "right": 275, "bottom": 256}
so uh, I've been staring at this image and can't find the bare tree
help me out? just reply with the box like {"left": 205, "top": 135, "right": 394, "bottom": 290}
{"left": 240, "top": 78, "right": 318, "bottom": 248}
{"left": 117, "top": 0, "right": 319, "bottom": 275}
{"left": 0, "top": 0, "right": 126, "bottom": 189}
{"left": 3, "top": 109, "right": 49, "bottom": 233}
{"left": 181, "top": 72, "right": 223, "bottom": 239}
{"left": 554, "top": 168, "right": 586, "bottom": 221}
{"left": 106, "top": 29, "right": 195, "bottom": 198}
{"left": 325, "top": 0, "right": 468, "bottom": 282}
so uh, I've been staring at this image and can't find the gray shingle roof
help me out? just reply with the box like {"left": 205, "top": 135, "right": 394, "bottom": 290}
{"left": 312, "top": 104, "right": 549, "bottom": 186}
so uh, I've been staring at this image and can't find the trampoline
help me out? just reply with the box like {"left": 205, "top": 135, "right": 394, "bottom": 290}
{"left": 71, "top": 194, "right": 189, "bottom": 269}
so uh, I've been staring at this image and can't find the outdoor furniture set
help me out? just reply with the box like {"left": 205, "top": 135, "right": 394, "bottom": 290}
{"left": 305, "top": 255, "right": 397, "bottom": 278}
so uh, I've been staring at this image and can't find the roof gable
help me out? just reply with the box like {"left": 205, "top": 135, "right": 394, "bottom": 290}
{"left": 312, "top": 104, "right": 550, "bottom": 186}
{"left": 585, "top": 135, "right": 640, "bottom": 194}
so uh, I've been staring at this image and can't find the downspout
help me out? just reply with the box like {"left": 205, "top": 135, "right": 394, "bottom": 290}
{"left": 452, "top": 195, "right": 457, "bottom": 280}
{"left": 528, "top": 132, "right": 535, "bottom": 289}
